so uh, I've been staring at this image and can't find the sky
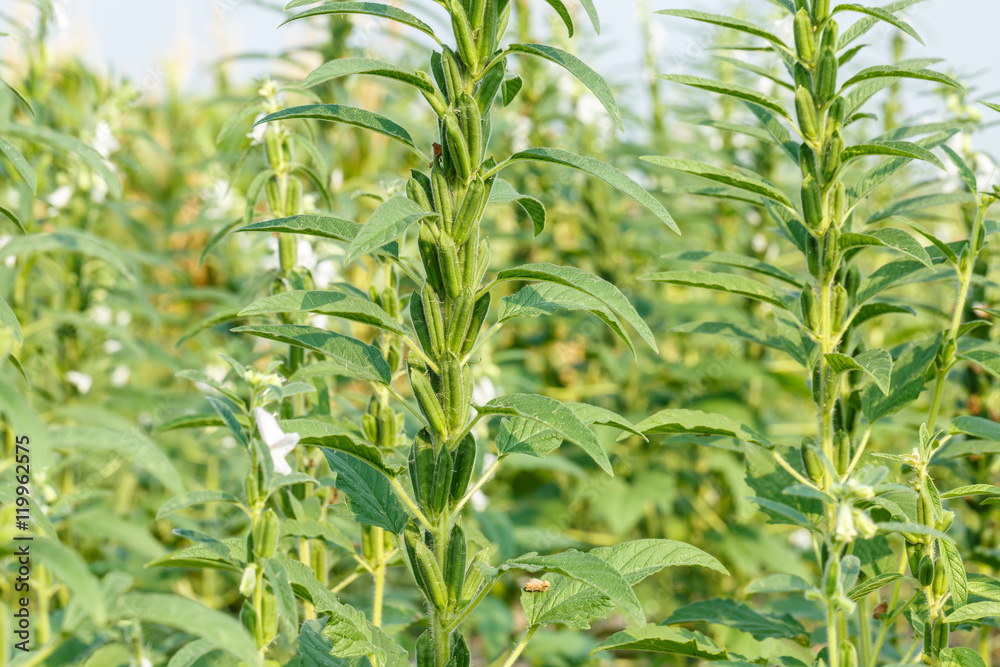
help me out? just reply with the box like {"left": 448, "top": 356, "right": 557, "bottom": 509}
{"left": 2, "top": 0, "right": 999, "bottom": 154}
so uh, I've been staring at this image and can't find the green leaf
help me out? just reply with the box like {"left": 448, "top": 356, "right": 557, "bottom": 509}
{"left": 508, "top": 43, "right": 621, "bottom": 130}
{"left": 0, "top": 294, "right": 22, "bottom": 345}
{"left": 940, "top": 647, "right": 987, "bottom": 667}
{"left": 861, "top": 336, "right": 938, "bottom": 422}
{"left": 578, "top": 0, "right": 600, "bottom": 32}
{"left": 282, "top": 3, "right": 437, "bottom": 41}
{"left": 568, "top": 403, "right": 644, "bottom": 439}
{"left": 498, "top": 282, "right": 638, "bottom": 357}
{"left": 945, "top": 601, "right": 1000, "bottom": 624}
{"left": 322, "top": 449, "right": 408, "bottom": 533}
{"left": 849, "top": 302, "right": 916, "bottom": 330}
{"left": 489, "top": 178, "right": 546, "bottom": 235}
{"left": 500, "top": 73, "right": 524, "bottom": 106}
{"left": 239, "top": 290, "right": 404, "bottom": 335}
{"left": 523, "top": 539, "right": 726, "bottom": 629}
{"left": 500, "top": 549, "right": 644, "bottom": 624}
{"left": 592, "top": 625, "right": 732, "bottom": 661}
{"left": 745, "top": 573, "right": 812, "bottom": 594}
{"left": 957, "top": 350, "right": 1000, "bottom": 379}
{"left": 848, "top": 573, "right": 905, "bottom": 600}
{"left": 0, "top": 230, "right": 134, "bottom": 277}
{"left": 494, "top": 262, "right": 656, "bottom": 352}
{"left": 838, "top": 0, "right": 927, "bottom": 48}
{"left": 33, "top": 539, "right": 107, "bottom": 625}
{"left": 308, "top": 434, "right": 401, "bottom": 477}
{"left": 0, "top": 203, "right": 26, "bottom": 234}
{"left": 663, "top": 250, "right": 800, "bottom": 285}
{"left": 346, "top": 196, "right": 435, "bottom": 264}
{"left": 839, "top": 228, "right": 933, "bottom": 268}
{"left": 855, "top": 259, "right": 930, "bottom": 304}
{"left": 940, "top": 537, "right": 968, "bottom": 607}
{"left": 302, "top": 58, "right": 435, "bottom": 94}
{"left": 656, "top": 10, "right": 788, "bottom": 49}
{"left": 824, "top": 348, "right": 893, "bottom": 395}
{"left": 642, "top": 156, "right": 792, "bottom": 208}
{"left": 941, "top": 146, "right": 979, "bottom": 193}
{"left": 941, "top": 484, "right": 1000, "bottom": 499}
{"left": 634, "top": 408, "right": 772, "bottom": 448}
{"left": 841, "top": 66, "right": 965, "bottom": 93}
{"left": 658, "top": 74, "right": 790, "bottom": 121}
{"left": 841, "top": 141, "right": 944, "bottom": 170}
{"left": 256, "top": 105, "right": 425, "bottom": 160}
{"left": 671, "top": 319, "right": 811, "bottom": 367}
{"left": 165, "top": 639, "right": 218, "bottom": 667}
{"left": 967, "top": 575, "right": 1000, "bottom": 602}
{"left": 870, "top": 192, "right": 974, "bottom": 223}
{"left": 664, "top": 598, "right": 806, "bottom": 641}
{"left": 233, "top": 325, "right": 391, "bottom": 384}
{"left": 0, "top": 137, "right": 36, "bottom": 193}
{"left": 206, "top": 396, "right": 249, "bottom": 449}
{"left": 849, "top": 130, "right": 954, "bottom": 206}
{"left": 0, "top": 124, "right": 121, "bottom": 198}
{"left": 539, "top": 0, "right": 574, "bottom": 36}
{"left": 829, "top": 5, "right": 923, "bottom": 44}
{"left": 499, "top": 147, "right": 678, "bottom": 232}
{"left": 949, "top": 416, "right": 1000, "bottom": 441}
{"left": 156, "top": 491, "right": 241, "bottom": 520}
{"left": 642, "top": 270, "right": 790, "bottom": 310}
{"left": 117, "top": 592, "right": 256, "bottom": 663}
{"left": 481, "top": 393, "right": 610, "bottom": 474}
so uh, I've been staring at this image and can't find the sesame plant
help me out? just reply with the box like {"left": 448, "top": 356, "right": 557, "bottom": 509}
{"left": 156, "top": 0, "right": 745, "bottom": 664}
{"left": 590, "top": 2, "right": 1000, "bottom": 667}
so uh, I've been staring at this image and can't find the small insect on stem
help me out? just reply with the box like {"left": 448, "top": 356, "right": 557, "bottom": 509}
{"left": 522, "top": 578, "right": 551, "bottom": 593}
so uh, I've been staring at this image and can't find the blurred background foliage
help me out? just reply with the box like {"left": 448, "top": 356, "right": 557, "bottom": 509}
{"left": 0, "top": 0, "right": 997, "bottom": 665}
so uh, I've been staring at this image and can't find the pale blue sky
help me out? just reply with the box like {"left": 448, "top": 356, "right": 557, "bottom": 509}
{"left": 3, "top": 0, "right": 999, "bottom": 153}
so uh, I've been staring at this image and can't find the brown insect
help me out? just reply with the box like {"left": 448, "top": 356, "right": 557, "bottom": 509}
{"left": 523, "top": 578, "right": 551, "bottom": 593}
{"left": 872, "top": 601, "right": 888, "bottom": 619}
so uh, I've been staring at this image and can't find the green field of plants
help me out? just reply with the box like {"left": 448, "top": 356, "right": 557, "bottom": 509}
{"left": 1, "top": 1, "right": 999, "bottom": 666}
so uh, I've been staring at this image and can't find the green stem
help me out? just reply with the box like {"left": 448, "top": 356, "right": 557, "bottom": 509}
{"left": 858, "top": 595, "right": 872, "bottom": 667}
{"left": 372, "top": 526, "right": 386, "bottom": 627}
{"left": 500, "top": 626, "right": 538, "bottom": 667}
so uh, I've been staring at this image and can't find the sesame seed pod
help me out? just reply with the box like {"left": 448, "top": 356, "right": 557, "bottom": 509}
{"left": 441, "top": 351, "right": 467, "bottom": 433}
{"left": 793, "top": 9, "right": 815, "bottom": 62}
{"left": 245, "top": 473, "right": 260, "bottom": 507}
{"left": 816, "top": 47, "right": 839, "bottom": 104}
{"left": 378, "top": 403, "right": 397, "bottom": 448}
{"left": 429, "top": 440, "right": 454, "bottom": 516}
{"left": 932, "top": 558, "right": 948, "bottom": 596}
{"left": 923, "top": 618, "right": 935, "bottom": 656}
{"left": 830, "top": 181, "right": 846, "bottom": 227}
{"left": 469, "top": 0, "right": 486, "bottom": 30}
{"left": 416, "top": 631, "right": 435, "bottom": 667}
{"left": 285, "top": 176, "right": 302, "bottom": 216}
{"left": 820, "top": 20, "right": 838, "bottom": 52}
{"left": 444, "top": 523, "right": 467, "bottom": 605}
{"left": 422, "top": 283, "right": 447, "bottom": 357}
{"left": 265, "top": 176, "right": 282, "bottom": 213}
{"left": 441, "top": 48, "right": 465, "bottom": 104}
{"left": 451, "top": 0, "right": 479, "bottom": 73}
{"left": 458, "top": 93, "right": 482, "bottom": 166}
{"left": 310, "top": 543, "right": 327, "bottom": 584}
{"left": 446, "top": 290, "right": 475, "bottom": 353}
{"left": 265, "top": 129, "right": 283, "bottom": 173}
{"left": 409, "top": 353, "right": 448, "bottom": 438}
{"left": 260, "top": 591, "right": 278, "bottom": 642}
{"left": 829, "top": 97, "right": 846, "bottom": 128}
{"left": 793, "top": 62, "right": 813, "bottom": 90}
{"left": 800, "top": 287, "right": 820, "bottom": 331}
{"left": 813, "top": 0, "right": 830, "bottom": 21}
{"left": 460, "top": 293, "right": 491, "bottom": 357}
{"left": 410, "top": 290, "right": 435, "bottom": 357}
{"left": 824, "top": 555, "right": 840, "bottom": 597}
{"left": 932, "top": 618, "right": 949, "bottom": 653}
{"left": 460, "top": 240, "right": 478, "bottom": 291}
{"left": 431, "top": 164, "right": 454, "bottom": 232}
{"left": 450, "top": 432, "right": 476, "bottom": 501}
{"left": 802, "top": 441, "right": 827, "bottom": 486}
{"left": 459, "top": 548, "right": 491, "bottom": 604}
{"left": 823, "top": 131, "right": 845, "bottom": 183}
{"left": 254, "top": 508, "right": 279, "bottom": 560}
{"left": 833, "top": 430, "right": 851, "bottom": 475}
{"left": 362, "top": 524, "right": 376, "bottom": 562}
{"left": 240, "top": 602, "right": 260, "bottom": 645}
{"left": 453, "top": 176, "right": 487, "bottom": 246}
{"left": 806, "top": 235, "right": 822, "bottom": 277}
{"left": 839, "top": 642, "right": 857, "bottom": 667}
{"left": 918, "top": 555, "right": 935, "bottom": 587}
{"left": 438, "top": 231, "right": 463, "bottom": 299}
{"left": 800, "top": 143, "right": 819, "bottom": 179}
{"left": 802, "top": 174, "right": 824, "bottom": 231}
{"left": 362, "top": 413, "right": 379, "bottom": 444}
{"left": 824, "top": 226, "right": 840, "bottom": 268}
{"left": 404, "top": 526, "right": 436, "bottom": 603}
{"left": 445, "top": 112, "right": 472, "bottom": 182}
{"left": 419, "top": 224, "right": 446, "bottom": 296}
{"left": 917, "top": 488, "right": 935, "bottom": 527}
{"left": 832, "top": 284, "right": 847, "bottom": 329}
{"left": 795, "top": 86, "right": 820, "bottom": 141}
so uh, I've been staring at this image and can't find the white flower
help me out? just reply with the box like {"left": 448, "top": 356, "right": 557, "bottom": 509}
{"left": 254, "top": 408, "right": 300, "bottom": 475}
{"left": 788, "top": 528, "right": 813, "bottom": 551}
{"left": 65, "top": 371, "right": 93, "bottom": 394}
{"left": 204, "top": 178, "right": 237, "bottom": 219}
{"left": 247, "top": 112, "right": 268, "bottom": 146}
{"left": 0, "top": 236, "right": 15, "bottom": 268}
{"left": 92, "top": 121, "right": 120, "bottom": 159}
{"left": 111, "top": 365, "right": 130, "bottom": 387}
{"left": 103, "top": 339, "right": 122, "bottom": 354}
{"left": 835, "top": 504, "right": 858, "bottom": 543}
{"left": 48, "top": 185, "right": 73, "bottom": 210}
{"left": 116, "top": 310, "right": 132, "bottom": 326}
{"left": 90, "top": 176, "right": 108, "bottom": 204}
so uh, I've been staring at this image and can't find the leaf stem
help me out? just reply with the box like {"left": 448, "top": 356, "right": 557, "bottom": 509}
{"left": 452, "top": 456, "right": 502, "bottom": 515}
{"left": 391, "top": 477, "right": 435, "bottom": 531}
{"left": 500, "top": 626, "right": 538, "bottom": 667}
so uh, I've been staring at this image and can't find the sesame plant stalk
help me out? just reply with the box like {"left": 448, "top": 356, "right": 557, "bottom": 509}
{"left": 200, "top": 0, "right": 737, "bottom": 665}
{"left": 594, "top": 2, "right": 1000, "bottom": 666}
